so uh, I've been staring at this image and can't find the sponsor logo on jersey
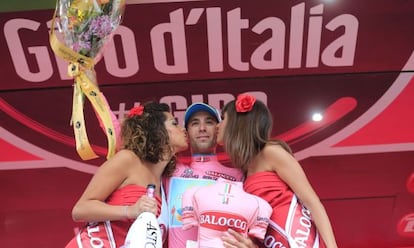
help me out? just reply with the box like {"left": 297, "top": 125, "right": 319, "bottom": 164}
{"left": 199, "top": 211, "right": 247, "bottom": 233}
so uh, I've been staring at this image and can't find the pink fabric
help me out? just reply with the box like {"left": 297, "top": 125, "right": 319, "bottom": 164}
{"left": 244, "top": 171, "right": 322, "bottom": 248}
{"left": 66, "top": 185, "right": 161, "bottom": 248}
{"left": 181, "top": 178, "right": 272, "bottom": 248}
{"left": 166, "top": 155, "right": 243, "bottom": 248}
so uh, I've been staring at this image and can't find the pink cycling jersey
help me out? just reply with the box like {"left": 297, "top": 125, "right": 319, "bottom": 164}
{"left": 181, "top": 178, "right": 272, "bottom": 248}
{"left": 166, "top": 155, "right": 243, "bottom": 248}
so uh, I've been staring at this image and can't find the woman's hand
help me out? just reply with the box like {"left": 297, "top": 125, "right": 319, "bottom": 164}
{"left": 127, "top": 195, "right": 158, "bottom": 219}
{"left": 222, "top": 229, "right": 258, "bottom": 248}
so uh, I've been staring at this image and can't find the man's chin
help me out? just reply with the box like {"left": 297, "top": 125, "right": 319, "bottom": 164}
{"left": 193, "top": 143, "right": 215, "bottom": 153}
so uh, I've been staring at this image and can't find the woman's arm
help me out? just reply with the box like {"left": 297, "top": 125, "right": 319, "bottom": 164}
{"left": 264, "top": 145, "right": 338, "bottom": 248}
{"left": 71, "top": 150, "right": 157, "bottom": 222}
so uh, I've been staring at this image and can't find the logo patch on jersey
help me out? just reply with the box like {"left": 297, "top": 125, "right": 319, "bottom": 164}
{"left": 219, "top": 182, "right": 233, "bottom": 204}
{"left": 199, "top": 211, "right": 247, "bottom": 233}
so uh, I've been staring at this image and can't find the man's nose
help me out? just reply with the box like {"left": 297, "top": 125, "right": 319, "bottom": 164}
{"left": 199, "top": 123, "right": 207, "bottom": 131}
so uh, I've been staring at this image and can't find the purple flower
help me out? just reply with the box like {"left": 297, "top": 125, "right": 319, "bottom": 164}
{"left": 89, "top": 15, "right": 113, "bottom": 38}
{"left": 62, "top": 0, "right": 124, "bottom": 58}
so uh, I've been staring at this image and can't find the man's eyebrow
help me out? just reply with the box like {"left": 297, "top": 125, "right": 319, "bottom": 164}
{"left": 189, "top": 118, "right": 200, "bottom": 122}
{"left": 205, "top": 116, "right": 216, "bottom": 121}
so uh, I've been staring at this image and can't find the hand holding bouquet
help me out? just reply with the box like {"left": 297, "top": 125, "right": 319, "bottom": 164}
{"left": 50, "top": 0, "right": 125, "bottom": 160}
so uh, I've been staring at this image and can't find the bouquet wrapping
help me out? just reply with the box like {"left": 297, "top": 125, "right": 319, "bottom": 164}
{"left": 50, "top": 0, "right": 125, "bottom": 160}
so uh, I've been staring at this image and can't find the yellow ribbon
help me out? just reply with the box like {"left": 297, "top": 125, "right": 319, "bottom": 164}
{"left": 49, "top": 7, "right": 116, "bottom": 160}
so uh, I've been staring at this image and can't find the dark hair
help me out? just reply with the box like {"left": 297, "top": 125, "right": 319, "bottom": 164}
{"left": 121, "top": 102, "right": 176, "bottom": 177}
{"left": 222, "top": 99, "right": 291, "bottom": 172}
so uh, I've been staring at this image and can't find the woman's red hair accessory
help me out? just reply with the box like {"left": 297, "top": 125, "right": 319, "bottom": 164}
{"left": 235, "top": 94, "right": 256, "bottom": 113}
{"left": 128, "top": 105, "right": 144, "bottom": 117}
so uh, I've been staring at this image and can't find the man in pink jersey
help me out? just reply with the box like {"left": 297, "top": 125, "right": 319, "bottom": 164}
{"left": 166, "top": 103, "right": 244, "bottom": 248}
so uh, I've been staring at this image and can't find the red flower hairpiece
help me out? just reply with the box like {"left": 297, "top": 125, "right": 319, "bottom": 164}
{"left": 128, "top": 105, "right": 144, "bottom": 117}
{"left": 235, "top": 94, "right": 256, "bottom": 113}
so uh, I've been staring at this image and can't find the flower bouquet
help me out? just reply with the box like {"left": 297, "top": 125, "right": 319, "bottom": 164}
{"left": 50, "top": 0, "right": 125, "bottom": 160}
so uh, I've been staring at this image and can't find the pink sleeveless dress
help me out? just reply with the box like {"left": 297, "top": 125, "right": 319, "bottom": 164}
{"left": 65, "top": 185, "right": 161, "bottom": 248}
{"left": 244, "top": 171, "right": 323, "bottom": 248}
